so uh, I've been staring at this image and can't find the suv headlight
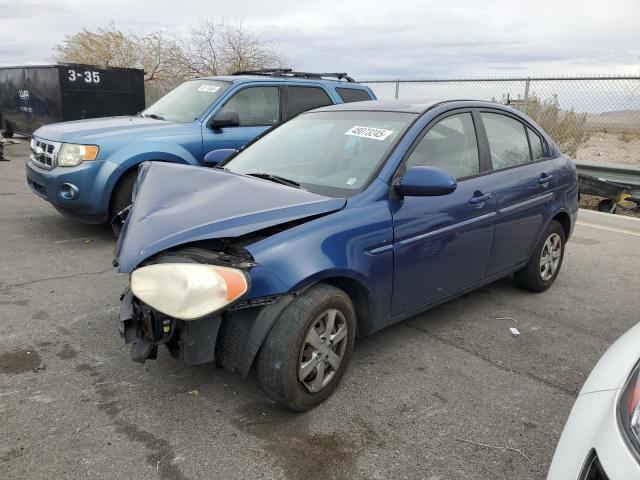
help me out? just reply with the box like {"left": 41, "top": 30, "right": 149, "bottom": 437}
{"left": 131, "top": 263, "right": 249, "bottom": 320}
{"left": 619, "top": 360, "right": 640, "bottom": 455}
{"left": 57, "top": 143, "right": 99, "bottom": 167}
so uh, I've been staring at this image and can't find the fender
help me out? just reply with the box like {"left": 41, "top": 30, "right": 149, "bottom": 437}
{"left": 222, "top": 268, "right": 378, "bottom": 378}
{"left": 290, "top": 269, "right": 380, "bottom": 336}
{"left": 220, "top": 294, "right": 296, "bottom": 377}
{"left": 528, "top": 206, "right": 574, "bottom": 262}
{"left": 98, "top": 141, "right": 201, "bottom": 214}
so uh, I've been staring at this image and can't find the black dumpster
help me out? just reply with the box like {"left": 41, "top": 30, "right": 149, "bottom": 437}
{"left": 0, "top": 64, "right": 145, "bottom": 137}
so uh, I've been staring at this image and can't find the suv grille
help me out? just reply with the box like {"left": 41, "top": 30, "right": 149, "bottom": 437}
{"left": 30, "top": 138, "right": 61, "bottom": 170}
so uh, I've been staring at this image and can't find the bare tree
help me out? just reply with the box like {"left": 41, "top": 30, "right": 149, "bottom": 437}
{"left": 185, "top": 18, "right": 225, "bottom": 77}
{"left": 52, "top": 24, "right": 190, "bottom": 103}
{"left": 220, "top": 20, "right": 285, "bottom": 73}
{"left": 52, "top": 19, "right": 287, "bottom": 104}
{"left": 138, "top": 32, "right": 191, "bottom": 104}
{"left": 52, "top": 23, "right": 139, "bottom": 68}
{"left": 185, "top": 18, "right": 287, "bottom": 77}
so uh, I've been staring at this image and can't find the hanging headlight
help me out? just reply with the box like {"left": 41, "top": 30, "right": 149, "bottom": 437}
{"left": 130, "top": 263, "right": 249, "bottom": 320}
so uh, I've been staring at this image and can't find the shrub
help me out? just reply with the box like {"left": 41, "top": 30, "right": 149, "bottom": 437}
{"left": 618, "top": 131, "right": 633, "bottom": 143}
{"left": 521, "top": 95, "right": 590, "bottom": 158}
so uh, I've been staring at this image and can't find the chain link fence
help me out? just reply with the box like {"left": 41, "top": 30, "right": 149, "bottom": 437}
{"left": 361, "top": 76, "right": 640, "bottom": 165}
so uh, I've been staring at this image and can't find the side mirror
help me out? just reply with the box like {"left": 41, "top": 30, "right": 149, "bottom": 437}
{"left": 395, "top": 166, "right": 457, "bottom": 197}
{"left": 204, "top": 149, "right": 238, "bottom": 167}
{"left": 208, "top": 110, "right": 240, "bottom": 129}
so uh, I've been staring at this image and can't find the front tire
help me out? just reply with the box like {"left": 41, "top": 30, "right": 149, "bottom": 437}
{"left": 256, "top": 283, "right": 356, "bottom": 412}
{"left": 514, "top": 220, "right": 565, "bottom": 292}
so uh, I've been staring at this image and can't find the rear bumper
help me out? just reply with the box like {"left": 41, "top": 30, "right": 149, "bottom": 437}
{"left": 547, "top": 389, "right": 640, "bottom": 479}
{"left": 25, "top": 158, "right": 122, "bottom": 223}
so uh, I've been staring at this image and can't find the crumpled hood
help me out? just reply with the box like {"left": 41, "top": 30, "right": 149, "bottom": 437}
{"left": 115, "top": 162, "right": 346, "bottom": 273}
{"left": 34, "top": 116, "right": 186, "bottom": 145}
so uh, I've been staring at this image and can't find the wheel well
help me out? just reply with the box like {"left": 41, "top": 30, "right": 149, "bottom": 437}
{"left": 109, "top": 166, "right": 139, "bottom": 209}
{"left": 552, "top": 211, "right": 571, "bottom": 239}
{"left": 321, "top": 277, "right": 374, "bottom": 337}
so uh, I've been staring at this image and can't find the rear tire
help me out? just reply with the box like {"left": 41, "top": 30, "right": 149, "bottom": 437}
{"left": 109, "top": 170, "right": 138, "bottom": 223}
{"left": 514, "top": 220, "right": 565, "bottom": 293}
{"left": 256, "top": 283, "right": 356, "bottom": 412}
{"left": 1, "top": 131, "right": 13, "bottom": 139}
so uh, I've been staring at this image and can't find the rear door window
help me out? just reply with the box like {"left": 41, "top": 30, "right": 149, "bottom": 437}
{"left": 336, "top": 88, "right": 373, "bottom": 103}
{"left": 222, "top": 86, "right": 279, "bottom": 126}
{"left": 481, "top": 112, "right": 531, "bottom": 169}
{"left": 527, "top": 127, "right": 546, "bottom": 160}
{"left": 283, "top": 86, "right": 333, "bottom": 121}
{"left": 405, "top": 112, "right": 480, "bottom": 179}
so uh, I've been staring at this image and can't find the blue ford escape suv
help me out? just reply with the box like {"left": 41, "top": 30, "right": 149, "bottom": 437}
{"left": 116, "top": 99, "right": 579, "bottom": 411}
{"left": 25, "top": 69, "right": 375, "bottom": 223}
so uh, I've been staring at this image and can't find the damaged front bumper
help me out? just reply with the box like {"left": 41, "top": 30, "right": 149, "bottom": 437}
{"left": 119, "top": 289, "right": 222, "bottom": 365}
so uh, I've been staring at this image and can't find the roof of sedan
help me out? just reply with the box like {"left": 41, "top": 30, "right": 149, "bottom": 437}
{"left": 311, "top": 99, "right": 435, "bottom": 113}
{"left": 312, "top": 99, "right": 499, "bottom": 114}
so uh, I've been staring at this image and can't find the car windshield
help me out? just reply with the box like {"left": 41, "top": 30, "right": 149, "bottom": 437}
{"left": 143, "top": 80, "right": 230, "bottom": 123}
{"left": 223, "top": 111, "right": 417, "bottom": 197}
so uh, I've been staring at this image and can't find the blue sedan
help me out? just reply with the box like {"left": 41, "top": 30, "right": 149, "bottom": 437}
{"left": 116, "top": 100, "right": 579, "bottom": 411}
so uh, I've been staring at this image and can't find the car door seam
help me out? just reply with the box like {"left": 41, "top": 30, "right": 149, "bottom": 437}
{"left": 497, "top": 191, "right": 553, "bottom": 215}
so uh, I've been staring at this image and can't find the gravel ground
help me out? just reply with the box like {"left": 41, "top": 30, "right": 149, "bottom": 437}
{"left": 576, "top": 131, "right": 640, "bottom": 166}
{"left": 1, "top": 142, "right": 640, "bottom": 479}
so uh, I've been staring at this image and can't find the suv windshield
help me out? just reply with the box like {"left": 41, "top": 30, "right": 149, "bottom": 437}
{"left": 224, "top": 111, "right": 416, "bottom": 197}
{"left": 143, "top": 80, "right": 230, "bottom": 123}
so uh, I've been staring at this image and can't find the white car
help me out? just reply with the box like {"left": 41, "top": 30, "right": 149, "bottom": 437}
{"left": 548, "top": 322, "right": 640, "bottom": 479}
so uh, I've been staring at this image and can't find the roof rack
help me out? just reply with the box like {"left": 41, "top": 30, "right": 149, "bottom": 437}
{"left": 232, "top": 68, "right": 355, "bottom": 83}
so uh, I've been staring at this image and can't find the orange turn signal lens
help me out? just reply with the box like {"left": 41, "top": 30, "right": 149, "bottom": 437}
{"left": 82, "top": 145, "right": 99, "bottom": 161}
{"left": 215, "top": 267, "right": 249, "bottom": 302}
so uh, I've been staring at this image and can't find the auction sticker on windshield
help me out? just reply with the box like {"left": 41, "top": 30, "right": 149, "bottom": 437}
{"left": 198, "top": 85, "right": 221, "bottom": 93}
{"left": 345, "top": 126, "right": 393, "bottom": 141}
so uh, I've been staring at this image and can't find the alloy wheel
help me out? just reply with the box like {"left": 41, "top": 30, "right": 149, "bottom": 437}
{"left": 539, "top": 233, "right": 562, "bottom": 281}
{"left": 298, "top": 308, "right": 348, "bottom": 393}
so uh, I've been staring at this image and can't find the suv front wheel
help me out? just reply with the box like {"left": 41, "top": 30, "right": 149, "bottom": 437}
{"left": 256, "top": 283, "right": 356, "bottom": 411}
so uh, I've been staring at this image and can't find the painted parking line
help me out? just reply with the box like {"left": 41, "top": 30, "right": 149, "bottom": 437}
{"left": 576, "top": 221, "right": 640, "bottom": 238}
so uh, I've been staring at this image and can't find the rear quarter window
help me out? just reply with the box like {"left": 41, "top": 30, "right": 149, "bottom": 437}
{"left": 284, "top": 86, "right": 333, "bottom": 121}
{"left": 336, "top": 88, "right": 373, "bottom": 103}
{"left": 527, "top": 127, "right": 546, "bottom": 160}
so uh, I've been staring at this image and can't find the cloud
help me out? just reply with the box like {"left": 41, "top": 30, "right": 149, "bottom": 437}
{"left": 0, "top": 0, "right": 637, "bottom": 77}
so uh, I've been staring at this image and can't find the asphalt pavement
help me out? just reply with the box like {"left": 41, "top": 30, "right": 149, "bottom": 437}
{"left": 1, "top": 140, "right": 639, "bottom": 479}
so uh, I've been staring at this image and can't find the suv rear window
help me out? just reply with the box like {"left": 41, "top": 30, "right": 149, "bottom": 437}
{"left": 284, "top": 86, "right": 333, "bottom": 120}
{"left": 336, "top": 88, "right": 373, "bottom": 103}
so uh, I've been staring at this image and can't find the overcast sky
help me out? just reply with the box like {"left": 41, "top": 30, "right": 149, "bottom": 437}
{"left": 1, "top": 0, "right": 638, "bottom": 78}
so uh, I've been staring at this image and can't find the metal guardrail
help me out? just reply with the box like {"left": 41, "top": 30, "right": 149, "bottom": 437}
{"left": 575, "top": 160, "right": 640, "bottom": 202}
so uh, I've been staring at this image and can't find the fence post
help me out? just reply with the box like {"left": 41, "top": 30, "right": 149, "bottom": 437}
{"left": 394, "top": 80, "right": 400, "bottom": 100}
{"left": 523, "top": 77, "right": 530, "bottom": 114}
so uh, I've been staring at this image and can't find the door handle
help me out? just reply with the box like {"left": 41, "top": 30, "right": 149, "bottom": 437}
{"left": 469, "top": 192, "right": 492, "bottom": 206}
{"left": 538, "top": 173, "right": 554, "bottom": 185}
